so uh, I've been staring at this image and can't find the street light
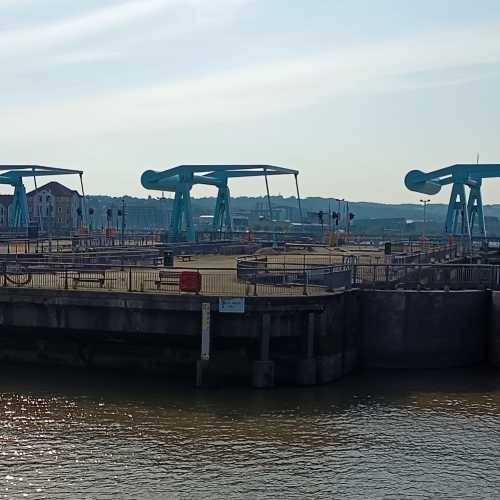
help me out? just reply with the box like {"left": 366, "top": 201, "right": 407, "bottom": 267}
{"left": 420, "top": 198, "right": 430, "bottom": 238}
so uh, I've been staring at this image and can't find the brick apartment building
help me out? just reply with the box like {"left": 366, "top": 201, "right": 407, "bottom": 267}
{"left": 28, "top": 181, "right": 82, "bottom": 233}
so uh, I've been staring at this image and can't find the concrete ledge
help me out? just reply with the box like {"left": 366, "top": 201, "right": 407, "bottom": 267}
{"left": 252, "top": 360, "right": 275, "bottom": 388}
{"left": 316, "top": 354, "right": 343, "bottom": 384}
{"left": 296, "top": 358, "right": 317, "bottom": 386}
{"left": 343, "top": 350, "right": 358, "bottom": 374}
{"left": 196, "top": 359, "right": 218, "bottom": 388}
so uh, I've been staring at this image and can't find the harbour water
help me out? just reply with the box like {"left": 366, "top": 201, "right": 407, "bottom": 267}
{"left": 1, "top": 365, "right": 500, "bottom": 499}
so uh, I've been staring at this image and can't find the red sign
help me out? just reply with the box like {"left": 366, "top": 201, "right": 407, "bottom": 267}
{"left": 180, "top": 271, "right": 202, "bottom": 293}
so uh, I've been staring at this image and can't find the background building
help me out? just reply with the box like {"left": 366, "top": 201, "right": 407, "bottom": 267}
{"left": 27, "top": 181, "right": 81, "bottom": 234}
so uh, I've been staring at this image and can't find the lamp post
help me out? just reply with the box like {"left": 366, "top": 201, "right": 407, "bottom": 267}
{"left": 420, "top": 199, "right": 430, "bottom": 246}
{"left": 119, "top": 199, "right": 126, "bottom": 246}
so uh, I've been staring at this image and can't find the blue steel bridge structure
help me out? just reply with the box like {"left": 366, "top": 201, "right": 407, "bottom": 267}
{"left": 141, "top": 164, "right": 302, "bottom": 242}
{"left": 0, "top": 165, "right": 85, "bottom": 230}
{"left": 405, "top": 164, "right": 500, "bottom": 239}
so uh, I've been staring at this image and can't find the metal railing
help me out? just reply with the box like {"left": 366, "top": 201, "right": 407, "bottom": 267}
{"left": 2, "top": 259, "right": 499, "bottom": 295}
{"left": 0, "top": 261, "right": 349, "bottom": 297}
{"left": 0, "top": 248, "right": 162, "bottom": 267}
{"left": 352, "top": 263, "right": 500, "bottom": 290}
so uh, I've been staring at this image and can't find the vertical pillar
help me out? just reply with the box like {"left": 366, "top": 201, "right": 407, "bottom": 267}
{"left": 296, "top": 312, "right": 317, "bottom": 385}
{"left": 196, "top": 303, "right": 216, "bottom": 388}
{"left": 252, "top": 313, "right": 275, "bottom": 388}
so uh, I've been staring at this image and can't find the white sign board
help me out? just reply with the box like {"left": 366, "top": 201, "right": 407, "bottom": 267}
{"left": 219, "top": 297, "right": 245, "bottom": 314}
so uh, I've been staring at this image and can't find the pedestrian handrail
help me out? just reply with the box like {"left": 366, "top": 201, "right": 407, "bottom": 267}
{"left": 352, "top": 263, "right": 500, "bottom": 290}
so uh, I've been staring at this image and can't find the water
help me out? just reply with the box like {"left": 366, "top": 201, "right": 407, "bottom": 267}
{"left": 1, "top": 366, "right": 500, "bottom": 499}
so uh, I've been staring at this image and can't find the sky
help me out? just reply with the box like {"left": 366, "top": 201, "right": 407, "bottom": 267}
{"left": 1, "top": 0, "right": 500, "bottom": 203}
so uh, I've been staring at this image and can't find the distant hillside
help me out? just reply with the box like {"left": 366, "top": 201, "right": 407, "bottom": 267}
{"left": 86, "top": 194, "right": 500, "bottom": 226}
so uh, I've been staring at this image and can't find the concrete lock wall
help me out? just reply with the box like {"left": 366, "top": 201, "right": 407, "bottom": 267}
{"left": 489, "top": 291, "right": 500, "bottom": 368}
{"left": 0, "top": 287, "right": 496, "bottom": 387}
{"left": 359, "top": 290, "right": 489, "bottom": 368}
{"left": 0, "top": 289, "right": 358, "bottom": 388}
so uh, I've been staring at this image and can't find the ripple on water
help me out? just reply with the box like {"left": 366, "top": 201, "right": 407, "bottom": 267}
{"left": 1, "top": 368, "right": 500, "bottom": 499}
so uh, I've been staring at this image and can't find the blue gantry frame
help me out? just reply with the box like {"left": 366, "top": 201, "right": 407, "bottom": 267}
{"left": 141, "top": 165, "right": 302, "bottom": 242}
{"left": 0, "top": 165, "right": 84, "bottom": 229}
{"left": 405, "top": 164, "right": 500, "bottom": 238}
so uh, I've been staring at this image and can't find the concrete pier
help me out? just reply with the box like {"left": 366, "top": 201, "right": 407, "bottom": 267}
{"left": 0, "top": 286, "right": 497, "bottom": 387}
{"left": 0, "top": 288, "right": 356, "bottom": 388}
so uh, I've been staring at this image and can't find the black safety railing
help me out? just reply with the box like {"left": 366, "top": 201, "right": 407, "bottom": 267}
{"left": 2, "top": 259, "right": 500, "bottom": 294}
{"left": 352, "top": 263, "right": 500, "bottom": 290}
{"left": 0, "top": 233, "right": 162, "bottom": 255}
{"left": 0, "top": 261, "right": 350, "bottom": 297}
{"left": 0, "top": 248, "right": 162, "bottom": 267}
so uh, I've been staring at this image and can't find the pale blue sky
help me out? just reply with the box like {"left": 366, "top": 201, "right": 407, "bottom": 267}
{"left": 1, "top": 0, "right": 500, "bottom": 203}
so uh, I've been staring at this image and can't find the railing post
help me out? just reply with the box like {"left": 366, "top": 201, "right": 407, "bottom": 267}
{"left": 64, "top": 268, "right": 68, "bottom": 290}
{"left": 2, "top": 262, "right": 6, "bottom": 287}
{"left": 128, "top": 266, "right": 132, "bottom": 292}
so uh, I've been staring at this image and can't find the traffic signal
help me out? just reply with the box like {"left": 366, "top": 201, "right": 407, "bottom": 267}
{"left": 318, "top": 211, "right": 324, "bottom": 224}
{"left": 88, "top": 208, "right": 94, "bottom": 215}
{"left": 349, "top": 212, "right": 355, "bottom": 220}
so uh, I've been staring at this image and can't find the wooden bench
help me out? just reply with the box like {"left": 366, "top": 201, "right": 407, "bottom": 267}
{"left": 71, "top": 271, "right": 106, "bottom": 288}
{"left": 155, "top": 271, "right": 181, "bottom": 290}
{"left": 178, "top": 254, "right": 193, "bottom": 262}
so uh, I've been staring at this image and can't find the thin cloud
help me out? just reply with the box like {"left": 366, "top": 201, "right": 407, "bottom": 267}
{"left": 3, "top": 23, "right": 500, "bottom": 141}
{"left": 0, "top": 0, "right": 248, "bottom": 58}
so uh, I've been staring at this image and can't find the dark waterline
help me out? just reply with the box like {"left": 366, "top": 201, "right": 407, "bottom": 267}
{"left": 2, "top": 365, "right": 500, "bottom": 499}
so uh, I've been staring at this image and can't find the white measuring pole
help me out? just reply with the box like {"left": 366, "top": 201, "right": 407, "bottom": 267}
{"left": 201, "top": 302, "right": 211, "bottom": 361}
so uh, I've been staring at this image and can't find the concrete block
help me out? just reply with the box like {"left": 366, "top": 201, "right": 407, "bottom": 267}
{"left": 296, "top": 358, "right": 317, "bottom": 386}
{"left": 342, "top": 349, "right": 358, "bottom": 374}
{"left": 196, "top": 359, "right": 218, "bottom": 388}
{"left": 490, "top": 291, "right": 500, "bottom": 368}
{"left": 316, "top": 354, "right": 342, "bottom": 384}
{"left": 252, "top": 360, "right": 275, "bottom": 388}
